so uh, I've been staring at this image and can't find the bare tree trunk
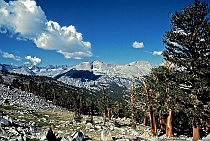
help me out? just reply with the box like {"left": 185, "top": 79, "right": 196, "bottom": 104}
{"left": 159, "top": 114, "right": 166, "bottom": 131}
{"left": 206, "top": 122, "right": 210, "bottom": 133}
{"left": 131, "top": 111, "right": 136, "bottom": 129}
{"left": 193, "top": 122, "right": 200, "bottom": 141}
{"left": 75, "top": 112, "right": 79, "bottom": 118}
{"left": 165, "top": 87, "right": 173, "bottom": 137}
{"left": 143, "top": 117, "right": 147, "bottom": 126}
{"left": 166, "top": 109, "right": 173, "bottom": 137}
{"left": 103, "top": 110, "right": 106, "bottom": 125}
{"left": 142, "top": 81, "right": 156, "bottom": 135}
{"left": 107, "top": 108, "right": 111, "bottom": 120}
{"left": 131, "top": 82, "right": 136, "bottom": 129}
{"left": 149, "top": 105, "right": 157, "bottom": 136}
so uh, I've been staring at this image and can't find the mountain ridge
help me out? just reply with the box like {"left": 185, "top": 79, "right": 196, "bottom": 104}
{"left": 0, "top": 60, "right": 153, "bottom": 94}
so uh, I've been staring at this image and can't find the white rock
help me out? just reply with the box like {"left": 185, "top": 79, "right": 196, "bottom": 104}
{"left": 116, "top": 139, "right": 130, "bottom": 141}
{"left": 109, "top": 125, "right": 115, "bottom": 131}
{"left": 60, "top": 136, "right": 69, "bottom": 141}
{"left": 16, "top": 135, "right": 24, "bottom": 141}
{"left": 9, "top": 127, "right": 19, "bottom": 135}
{"left": 132, "top": 129, "right": 141, "bottom": 136}
{"left": 39, "top": 128, "right": 50, "bottom": 140}
{"left": 95, "top": 125, "right": 101, "bottom": 129}
{"left": 201, "top": 134, "right": 210, "bottom": 141}
{"left": 86, "top": 123, "right": 93, "bottom": 129}
{"left": 89, "top": 129, "right": 95, "bottom": 132}
{"left": 121, "top": 128, "right": 127, "bottom": 135}
{"left": 101, "top": 128, "right": 112, "bottom": 141}
{"left": 3, "top": 115, "right": 13, "bottom": 124}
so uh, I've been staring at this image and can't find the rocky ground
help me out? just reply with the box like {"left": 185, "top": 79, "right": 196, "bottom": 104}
{"left": 0, "top": 85, "right": 210, "bottom": 141}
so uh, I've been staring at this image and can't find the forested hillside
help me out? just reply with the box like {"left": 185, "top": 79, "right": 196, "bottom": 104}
{"left": 0, "top": 70, "right": 99, "bottom": 116}
{"left": 0, "top": 70, "right": 130, "bottom": 120}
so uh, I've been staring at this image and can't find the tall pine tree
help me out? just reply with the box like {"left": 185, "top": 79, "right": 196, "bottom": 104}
{"left": 163, "top": 0, "right": 210, "bottom": 140}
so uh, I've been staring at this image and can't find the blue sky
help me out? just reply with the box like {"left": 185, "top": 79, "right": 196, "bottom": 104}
{"left": 0, "top": 0, "right": 206, "bottom": 66}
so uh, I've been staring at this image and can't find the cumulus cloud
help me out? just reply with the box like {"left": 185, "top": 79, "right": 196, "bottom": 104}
{"left": 152, "top": 51, "right": 162, "bottom": 56}
{"left": 0, "top": 0, "right": 46, "bottom": 39}
{"left": 25, "top": 55, "right": 41, "bottom": 65}
{"left": 0, "top": 0, "right": 92, "bottom": 59}
{"left": 132, "top": 41, "right": 144, "bottom": 48}
{"left": 0, "top": 50, "right": 21, "bottom": 61}
{"left": 34, "top": 21, "right": 92, "bottom": 59}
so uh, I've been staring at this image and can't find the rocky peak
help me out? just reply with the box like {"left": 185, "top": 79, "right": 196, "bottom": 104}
{"left": 0, "top": 60, "right": 153, "bottom": 94}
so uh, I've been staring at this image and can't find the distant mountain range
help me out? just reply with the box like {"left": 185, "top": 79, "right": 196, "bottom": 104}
{"left": 0, "top": 60, "right": 152, "bottom": 95}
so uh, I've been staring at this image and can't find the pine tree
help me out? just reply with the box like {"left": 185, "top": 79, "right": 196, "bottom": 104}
{"left": 98, "top": 86, "right": 111, "bottom": 125}
{"left": 131, "top": 81, "right": 136, "bottom": 129}
{"left": 29, "top": 80, "right": 37, "bottom": 94}
{"left": 85, "top": 96, "right": 94, "bottom": 117}
{"left": 142, "top": 81, "right": 157, "bottom": 136}
{"left": 123, "top": 81, "right": 141, "bottom": 129}
{"left": 73, "top": 94, "right": 82, "bottom": 119}
{"left": 133, "top": 78, "right": 157, "bottom": 135}
{"left": 163, "top": 0, "right": 210, "bottom": 140}
{"left": 141, "top": 60, "right": 198, "bottom": 136}
{"left": 144, "top": 64, "right": 172, "bottom": 136}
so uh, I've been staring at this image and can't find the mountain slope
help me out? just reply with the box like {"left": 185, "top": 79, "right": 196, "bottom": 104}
{"left": 55, "top": 60, "right": 152, "bottom": 96}
{"left": 0, "top": 60, "right": 152, "bottom": 95}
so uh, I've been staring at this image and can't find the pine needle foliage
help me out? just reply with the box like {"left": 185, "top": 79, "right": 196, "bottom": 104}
{"left": 162, "top": 0, "right": 210, "bottom": 138}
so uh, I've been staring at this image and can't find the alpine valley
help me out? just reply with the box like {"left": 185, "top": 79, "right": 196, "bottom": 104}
{"left": 0, "top": 60, "right": 152, "bottom": 96}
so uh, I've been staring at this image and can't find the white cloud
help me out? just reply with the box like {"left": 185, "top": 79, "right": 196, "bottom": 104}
{"left": 58, "top": 50, "right": 93, "bottom": 59}
{"left": 0, "top": 0, "right": 47, "bottom": 39}
{"left": 0, "top": 50, "right": 21, "bottom": 61}
{"left": 152, "top": 51, "right": 162, "bottom": 56}
{"left": 132, "top": 41, "right": 144, "bottom": 48}
{"left": 0, "top": 0, "right": 92, "bottom": 59}
{"left": 34, "top": 21, "right": 92, "bottom": 59}
{"left": 25, "top": 55, "right": 41, "bottom": 65}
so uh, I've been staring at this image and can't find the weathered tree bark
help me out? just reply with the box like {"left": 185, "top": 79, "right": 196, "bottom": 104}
{"left": 149, "top": 105, "right": 157, "bottom": 136}
{"left": 159, "top": 114, "right": 166, "bottom": 131}
{"left": 206, "top": 122, "right": 210, "bottom": 133}
{"left": 131, "top": 111, "right": 136, "bottom": 129}
{"left": 143, "top": 117, "right": 147, "bottom": 126}
{"left": 131, "top": 82, "right": 136, "bottom": 129}
{"left": 142, "top": 81, "right": 156, "bottom": 136}
{"left": 193, "top": 122, "right": 200, "bottom": 141}
{"left": 107, "top": 108, "right": 111, "bottom": 120}
{"left": 103, "top": 110, "right": 106, "bottom": 125}
{"left": 165, "top": 87, "right": 173, "bottom": 137}
{"left": 166, "top": 109, "right": 173, "bottom": 137}
{"left": 75, "top": 111, "right": 80, "bottom": 119}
